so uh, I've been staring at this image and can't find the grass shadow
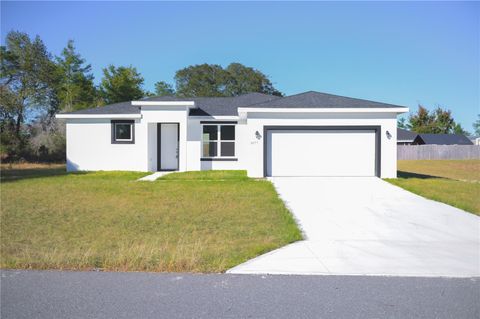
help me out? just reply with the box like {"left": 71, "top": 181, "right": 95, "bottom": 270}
{"left": 396, "top": 171, "right": 442, "bottom": 180}
{"left": 0, "top": 166, "right": 85, "bottom": 183}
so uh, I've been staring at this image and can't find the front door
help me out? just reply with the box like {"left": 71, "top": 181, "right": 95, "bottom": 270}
{"left": 158, "top": 123, "right": 179, "bottom": 171}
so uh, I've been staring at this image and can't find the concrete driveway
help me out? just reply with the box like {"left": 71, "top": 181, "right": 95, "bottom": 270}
{"left": 228, "top": 177, "right": 480, "bottom": 277}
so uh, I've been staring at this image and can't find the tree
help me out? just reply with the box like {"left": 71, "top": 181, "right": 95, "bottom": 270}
{"left": 55, "top": 40, "right": 97, "bottom": 112}
{"left": 174, "top": 63, "right": 283, "bottom": 97}
{"left": 397, "top": 117, "right": 410, "bottom": 129}
{"left": 28, "top": 115, "right": 66, "bottom": 162}
{"left": 154, "top": 81, "right": 175, "bottom": 96}
{"left": 175, "top": 64, "right": 228, "bottom": 97}
{"left": 453, "top": 123, "right": 470, "bottom": 136}
{"left": 408, "top": 105, "right": 434, "bottom": 133}
{"left": 224, "top": 63, "right": 282, "bottom": 96}
{"left": 408, "top": 105, "right": 456, "bottom": 134}
{"left": 0, "top": 31, "right": 58, "bottom": 159}
{"left": 432, "top": 107, "right": 455, "bottom": 134}
{"left": 473, "top": 114, "right": 480, "bottom": 137}
{"left": 99, "top": 65, "right": 145, "bottom": 104}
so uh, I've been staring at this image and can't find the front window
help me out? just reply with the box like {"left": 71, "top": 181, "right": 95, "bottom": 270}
{"left": 112, "top": 120, "right": 134, "bottom": 144}
{"left": 202, "top": 124, "right": 235, "bottom": 157}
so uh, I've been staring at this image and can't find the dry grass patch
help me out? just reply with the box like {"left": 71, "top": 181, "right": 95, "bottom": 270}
{"left": 1, "top": 166, "right": 302, "bottom": 272}
{"left": 397, "top": 160, "right": 480, "bottom": 182}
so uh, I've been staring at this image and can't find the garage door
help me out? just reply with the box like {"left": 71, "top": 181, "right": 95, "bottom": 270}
{"left": 266, "top": 129, "right": 377, "bottom": 177}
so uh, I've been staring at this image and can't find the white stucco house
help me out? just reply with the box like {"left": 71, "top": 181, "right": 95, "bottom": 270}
{"left": 56, "top": 91, "right": 408, "bottom": 178}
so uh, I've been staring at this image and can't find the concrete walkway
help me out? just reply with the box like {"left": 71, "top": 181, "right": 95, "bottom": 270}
{"left": 228, "top": 177, "right": 480, "bottom": 277}
{"left": 137, "top": 171, "right": 173, "bottom": 181}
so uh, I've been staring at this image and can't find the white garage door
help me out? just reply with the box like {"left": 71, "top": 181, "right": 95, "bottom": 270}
{"left": 267, "top": 130, "right": 377, "bottom": 176}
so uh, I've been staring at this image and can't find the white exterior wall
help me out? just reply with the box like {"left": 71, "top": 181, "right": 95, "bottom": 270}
{"left": 240, "top": 112, "right": 398, "bottom": 178}
{"left": 186, "top": 119, "right": 202, "bottom": 171}
{"left": 147, "top": 123, "right": 157, "bottom": 171}
{"left": 66, "top": 118, "right": 147, "bottom": 172}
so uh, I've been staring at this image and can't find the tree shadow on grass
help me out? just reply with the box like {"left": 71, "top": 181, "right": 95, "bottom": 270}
{"left": 1, "top": 166, "right": 86, "bottom": 183}
{"left": 397, "top": 171, "right": 442, "bottom": 180}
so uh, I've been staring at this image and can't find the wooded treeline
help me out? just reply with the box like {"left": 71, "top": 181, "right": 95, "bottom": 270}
{"left": 0, "top": 31, "right": 282, "bottom": 162}
{"left": 2, "top": 31, "right": 477, "bottom": 162}
{"left": 398, "top": 106, "right": 478, "bottom": 137}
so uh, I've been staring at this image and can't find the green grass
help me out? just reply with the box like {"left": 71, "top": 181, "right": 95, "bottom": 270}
{"left": 394, "top": 160, "right": 480, "bottom": 182}
{"left": 0, "top": 163, "right": 68, "bottom": 182}
{"left": 160, "top": 170, "right": 250, "bottom": 181}
{"left": 385, "top": 160, "right": 479, "bottom": 216}
{"left": 1, "top": 165, "right": 302, "bottom": 272}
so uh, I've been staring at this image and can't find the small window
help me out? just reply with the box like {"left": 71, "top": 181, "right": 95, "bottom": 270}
{"left": 202, "top": 124, "right": 235, "bottom": 158}
{"left": 112, "top": 120, "right": 135, "bottom": 144}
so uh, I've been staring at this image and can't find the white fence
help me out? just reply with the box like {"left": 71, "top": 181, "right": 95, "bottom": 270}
{"left": 398, "top": 145, "right": 480, "bottom": 160}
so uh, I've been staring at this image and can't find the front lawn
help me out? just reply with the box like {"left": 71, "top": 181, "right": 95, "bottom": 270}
{"left": 394, "top": 160, "right": 480, "bottom": 182}
{"left": 1, "top": 165, "right": 302, "bottom": 272}
{"left": 386, "top": 160, "right": 480, "bottom": 216}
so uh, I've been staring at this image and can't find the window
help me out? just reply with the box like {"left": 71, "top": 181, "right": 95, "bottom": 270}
{"left": 111, "top": 120, "right": 135, "bottom": 144}
{"left": 202, "top": 124, "right": 235, "bottom": 157}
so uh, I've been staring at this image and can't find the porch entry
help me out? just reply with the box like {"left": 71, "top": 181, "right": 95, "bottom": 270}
{"left": 157, "top": 123, "right": 179, "bottom": 171}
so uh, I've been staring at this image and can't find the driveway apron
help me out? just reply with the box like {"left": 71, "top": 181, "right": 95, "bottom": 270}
{"left": 228, "top": 177, "right": 480, "bottom": 277}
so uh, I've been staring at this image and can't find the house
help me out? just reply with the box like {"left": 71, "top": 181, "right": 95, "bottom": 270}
{"left": 397, "top": 128, "right": 417, "bottom": 145}
{"left": 469, "top": 137, "right": 479, "bottom": 145}
{"left": 56, "top": 91, "right": 408, "bottom": 178}
{"left": 412, "top": 133, "right": 473, "bottom": 145}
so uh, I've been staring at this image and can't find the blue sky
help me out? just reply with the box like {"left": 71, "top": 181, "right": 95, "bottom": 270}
{"left": 1, "top": 1, "right": 479, "bottom": 129}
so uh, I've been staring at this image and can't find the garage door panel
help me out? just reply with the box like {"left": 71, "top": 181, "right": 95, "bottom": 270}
{"left": 267, "top": 130, "right": 376, "bottom": 177}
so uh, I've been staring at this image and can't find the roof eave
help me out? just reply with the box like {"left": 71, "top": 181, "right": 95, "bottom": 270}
{"left": 132, "top": 101, "right": 196, "bottom": 108}
{"left": 237, "top": 107, "right": 409, "bottom": 114}
{"left": 56, "top": 114, "right": 142, "bottom": 119}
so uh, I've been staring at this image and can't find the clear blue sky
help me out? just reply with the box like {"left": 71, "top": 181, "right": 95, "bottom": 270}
{"left": 1, "top": 1, "right": 479, "bottom": 129}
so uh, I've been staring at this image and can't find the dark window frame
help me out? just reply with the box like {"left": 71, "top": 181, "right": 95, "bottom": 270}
{"left": 111, "top": 120, "right": 135, "bottom": 144}
{"left": 201, "top": 124, "right": 236, "bottom": 159}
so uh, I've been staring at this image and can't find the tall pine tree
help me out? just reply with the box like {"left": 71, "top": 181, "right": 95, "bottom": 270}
{"left": 56, "top": 40, "right": 97, "bottom": 112}
{"left": 99, "top": 65, "right": 145, "bottom": 104}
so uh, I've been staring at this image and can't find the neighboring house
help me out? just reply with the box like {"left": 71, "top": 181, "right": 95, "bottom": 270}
{"left": 471, "top": 137, "right": 480, "bottom": 145}
{"left": 412, "top": 134, "right": 473, "bottom": 145}
{"left": 397, "top": 128, "right": 417, "bottom": 145}
{"left": 56, "top": 91, "right": 408, "bottom": 178}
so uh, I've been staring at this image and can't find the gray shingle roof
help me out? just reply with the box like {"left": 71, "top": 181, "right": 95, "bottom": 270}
{"left": 141, "top": 93, "right": 279, "bottom": 116}
{"left": 414, "top": 134, "right": 473, "bottom": 145}
{"left": 248, "top": 91, "right": 407, "bottom": 109}
{"left": 397, "top": 128, "right": 417, "bottom": 141}
{"left": 60, "top": 91, "right": 406, "bottom": 116}
{"left": 65, "top": 101, "right": 140, "bottom": 114}
{"left": 64, "top": 93, "right": 279, "bottom": 116}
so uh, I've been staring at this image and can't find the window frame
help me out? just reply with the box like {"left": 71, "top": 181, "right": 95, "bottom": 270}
{"left": 201, "top": 124, "right": 236, "bottom": 159}
{"left": 111, "top": 120, "right": 135, "bottom": 144}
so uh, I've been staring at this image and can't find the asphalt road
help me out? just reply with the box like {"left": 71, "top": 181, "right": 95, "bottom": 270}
{"left": 1, "top": 270, "right": 478, "bottom": 319}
